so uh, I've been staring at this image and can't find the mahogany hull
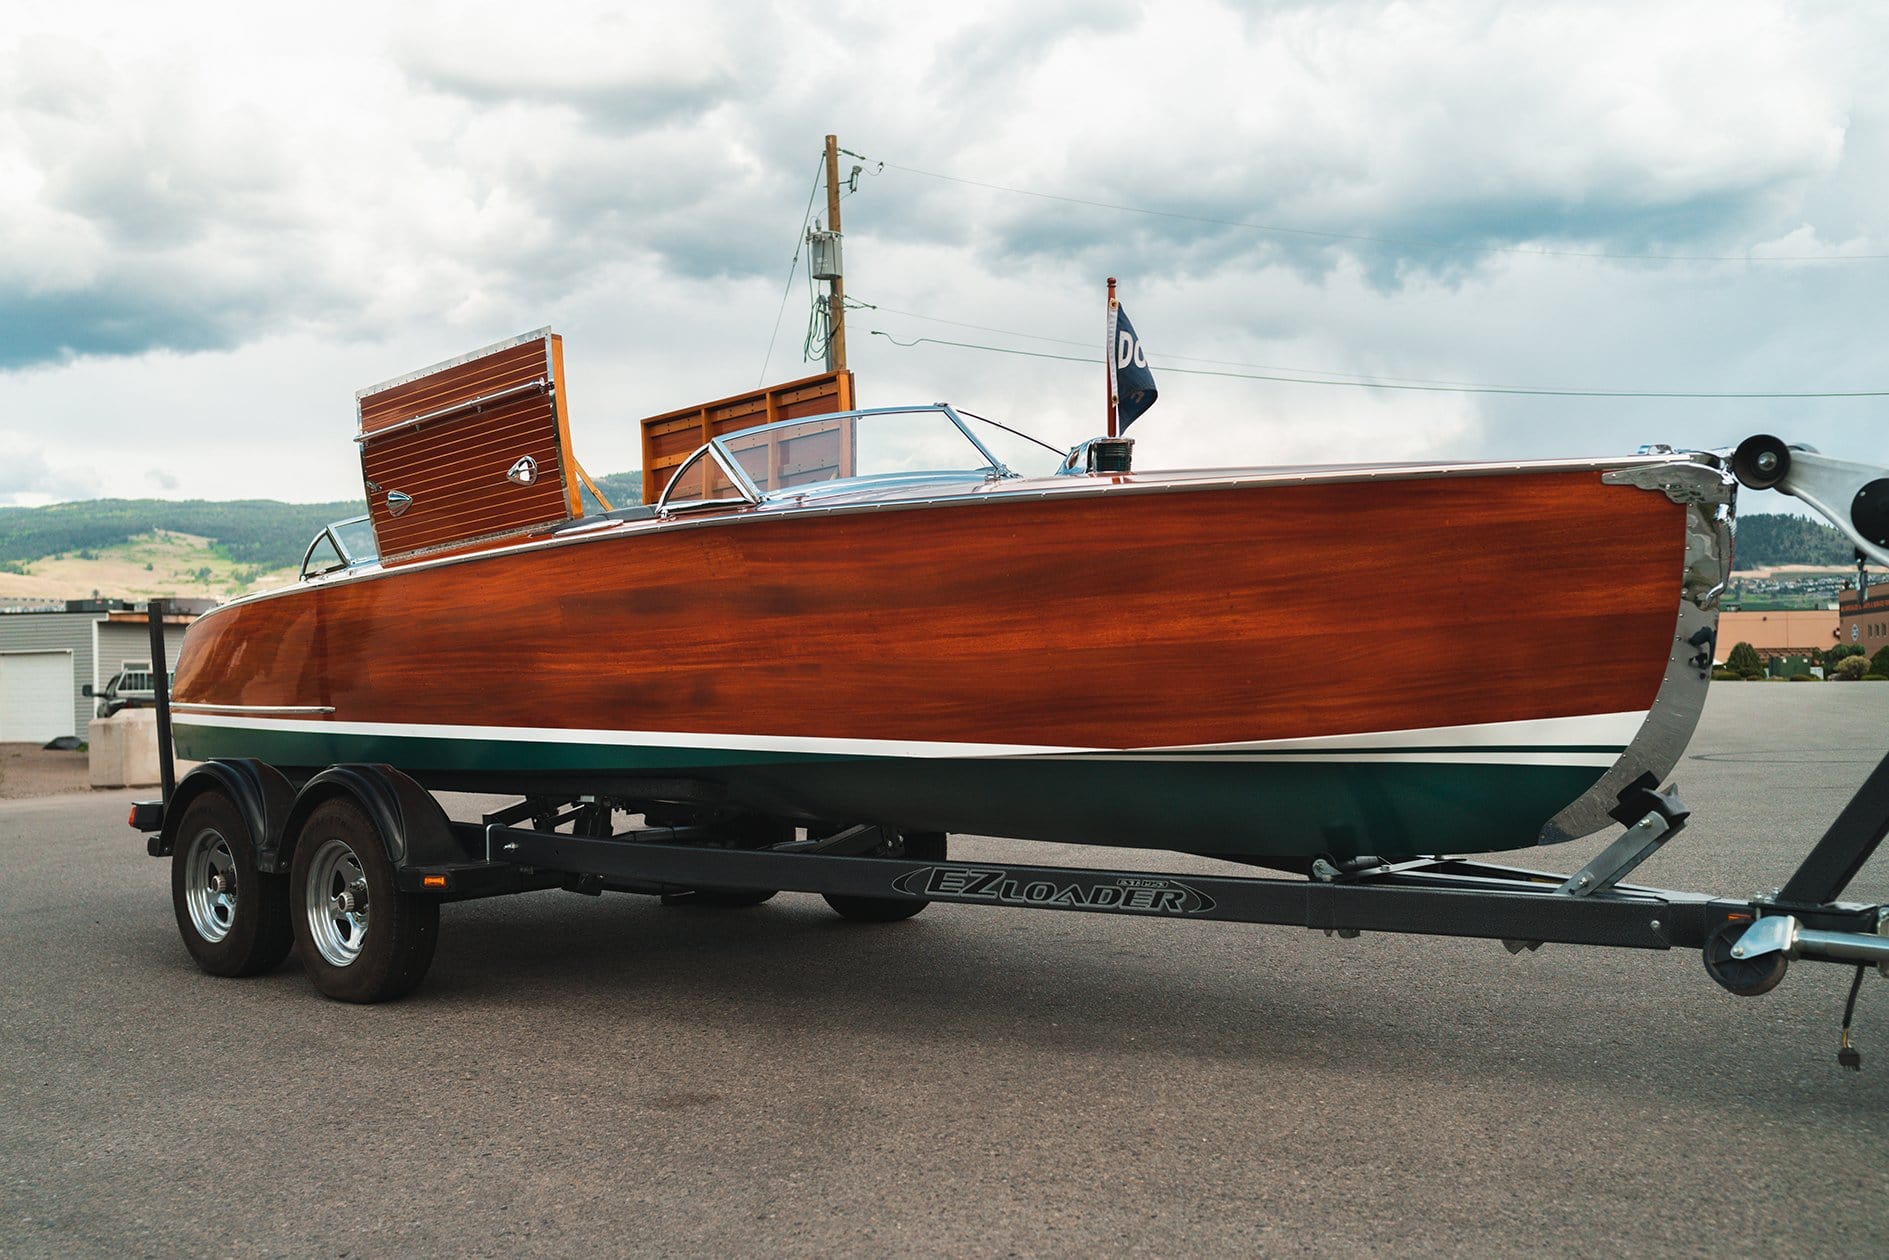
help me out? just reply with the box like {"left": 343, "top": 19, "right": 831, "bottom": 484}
{"left": 171, "top": 460, "right": 1721, "bottom": 858}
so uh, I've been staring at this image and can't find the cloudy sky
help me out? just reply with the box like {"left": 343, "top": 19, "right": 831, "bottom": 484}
{"left": 3, "top": 0, "right": 1885, "bottom": 513}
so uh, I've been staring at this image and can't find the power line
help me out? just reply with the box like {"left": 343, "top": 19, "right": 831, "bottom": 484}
{"left": 846, "top": 151, "right": 1887, "bottom": 265}
{"left": 758, "top": 156, "right": 828, "bottom": 385}
{"left": 856, "top": 297, "right": 1508, "bottom": 390}
{"left": 868, "top": 332, "right": 1889, "bottom": 399}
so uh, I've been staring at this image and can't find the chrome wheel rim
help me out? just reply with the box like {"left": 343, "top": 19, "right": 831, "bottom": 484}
{"left": 183, "top": 828, "right": 239, "bottom": 943}
{"left": 304, "top": 837, "right": 370, "bottom": 967}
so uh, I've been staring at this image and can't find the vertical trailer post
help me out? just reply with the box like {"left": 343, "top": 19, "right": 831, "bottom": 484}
{"left": 146, "top": 597, "right": 175, "bottom": 803}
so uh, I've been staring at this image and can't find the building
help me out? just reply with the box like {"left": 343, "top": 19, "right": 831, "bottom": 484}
{"left": 0, "top": 600, "right": 206, "bottom": 742}
{"left": 1838, "top": 583, "right": 1889, "bottom": 654}
{"left": 1714, "top": 609, "right": 1838, "bottom": 666}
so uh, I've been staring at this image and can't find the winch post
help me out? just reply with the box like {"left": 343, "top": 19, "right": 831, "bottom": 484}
{"left": 147, "top": 597, "right": 176, "bottom": 803}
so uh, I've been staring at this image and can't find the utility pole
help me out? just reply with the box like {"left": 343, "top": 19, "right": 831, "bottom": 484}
{"left": 1106, "top": 276, "right": 1119, "bottom": 437}
{"left": 823, "top": 134, "right": 847, "bottom": 371}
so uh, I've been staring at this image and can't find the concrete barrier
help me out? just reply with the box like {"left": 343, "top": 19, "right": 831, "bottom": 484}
{"left": 88, "top": 710, "right": 197, "bottom": 789}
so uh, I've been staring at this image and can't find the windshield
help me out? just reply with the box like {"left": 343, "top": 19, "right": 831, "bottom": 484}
{"left": 331, "top": 516, "right": 379, "bottom": 564}
{"left": 722, "top": 409, "right": 1006, "bottom": 495}
{"left": 661, "top": 405, "right": 1016, "bottom": 510}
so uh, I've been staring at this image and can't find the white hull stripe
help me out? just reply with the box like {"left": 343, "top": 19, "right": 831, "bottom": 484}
{"left": 171, "top": 709, "right": 1648, "bottom": 766}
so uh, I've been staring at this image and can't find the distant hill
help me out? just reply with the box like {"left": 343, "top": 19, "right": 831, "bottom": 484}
{"left": 0, "top": 498, "right": 365, "bottom": 571}
{"left": 582, "top": 471, "right": 645, "bottom": 512}
{"left": 0, "top": 470, "right": 645, "bottom": 601}
{"left": 1734, "top": 514, "right": 1855, "bottom": 568}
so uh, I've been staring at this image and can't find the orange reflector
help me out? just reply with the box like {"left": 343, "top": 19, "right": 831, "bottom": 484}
{"left": 422, "top": 875, "right": 448, "bottom": 889}
{"left": 126, "top": 807, "right": 136, "bottom": 826}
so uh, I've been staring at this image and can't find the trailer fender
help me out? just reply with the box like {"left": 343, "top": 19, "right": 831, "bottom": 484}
{"left": 283, "top": 764, "right": 465, "bottom": 872}
{"left": 157, "top": 759, "right": 295, "bottom": 870}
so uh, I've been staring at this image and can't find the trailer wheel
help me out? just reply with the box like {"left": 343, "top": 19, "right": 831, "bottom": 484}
{"left": 290, "top": 798, "right": 439, "bottom": 1003}
{"left": 1703, "top": 920, "right": 1789, "bottom": 997}
{"left": 171, "top": 791, "right": 293, "bottom": 977}
{"left": 823, "top": 831, "right": 946, "bottom": 923}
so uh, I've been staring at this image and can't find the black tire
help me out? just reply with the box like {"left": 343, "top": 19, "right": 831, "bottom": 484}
{"left": 1702, "top": 919, "right": 1789, "bottom": 997}
{"left": 289, "top": 797, "right": 439, "bottom": 1003}
{"left": 171, "top": 790, "right": 293, "bottom": 977}
{"left": 660, "top": 815, "right": 786, "bottom": 909}
{"left": 824, "top": 831, "right": 946, "bottom": 923}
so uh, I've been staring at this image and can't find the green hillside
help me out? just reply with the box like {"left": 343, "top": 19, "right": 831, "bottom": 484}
{"left": 0, "top": 498, "right": 365, "bottom": 572}
{"left": 0, "top": 469, "right": 646, "bottom": 575}
{"left": 580, "top": 471, "right": 645, "bottom": 513}
{"left": 1734, "top": 513, "right": 1854, "bottom": 568}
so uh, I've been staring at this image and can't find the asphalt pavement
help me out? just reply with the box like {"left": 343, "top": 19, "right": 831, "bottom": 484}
{"left": 2, "top": 685, "right": 1887, "bottom": 1256}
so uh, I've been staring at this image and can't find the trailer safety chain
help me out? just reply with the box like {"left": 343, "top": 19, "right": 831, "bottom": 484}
{"left": 1840, "top": 965, "right": 1867, "bottom": 1072}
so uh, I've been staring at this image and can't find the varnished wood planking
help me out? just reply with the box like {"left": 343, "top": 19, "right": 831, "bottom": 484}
{"left": 357, "top": 332, "right": 578, "bottom": 564}
{"left": 174, "top": 470, "right": 1685, "bottom": 750}
{"left": 358, "top": 340, "right": 551, "bottom": 433}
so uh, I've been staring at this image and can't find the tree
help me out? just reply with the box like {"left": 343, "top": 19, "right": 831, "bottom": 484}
{"left": 1725, "top": 641, "right": 1764, "bottom": 676}
{"left": 1822, "top": 644, "right": 1863, "bottom": 671}
{"left": 1872, "top": 645, "right": 1889, "bottom": 677}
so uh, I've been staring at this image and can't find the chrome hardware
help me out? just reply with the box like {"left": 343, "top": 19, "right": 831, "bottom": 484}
{"left": 386, "top": 491, "right": 412, "bottom": 516}
{"left": 354, "top": 375, "right": 551, "bottom": 445}
{"left": 507, "top": 456, "right": 538, "bottom": 486}
{"left": 1545, "top": 458, "right": 1733, "bottom": 846}
{"left": 1730, "top": 914, "right": 1889, "bottom": 969}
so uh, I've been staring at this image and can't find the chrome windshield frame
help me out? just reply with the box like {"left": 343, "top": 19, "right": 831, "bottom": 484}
{"left": 300, "top": 514, "right": 381, "bottom": 580}
{"left": 655, "top": 403, "right": 1016, "bottom": 516}
{"left": 329, "top": 515, "right": 378, "bottom": 565}
{"left": 656, "top": 442, "right": 764, "bottom": 516}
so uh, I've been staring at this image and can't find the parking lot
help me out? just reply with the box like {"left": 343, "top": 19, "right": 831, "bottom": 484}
{"left": 3, "top": 685, "right": 1887, "bottom": 1256}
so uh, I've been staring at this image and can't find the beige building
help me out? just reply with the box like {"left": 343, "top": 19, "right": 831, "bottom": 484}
{"left": 1715, "top": 609, "right": 1838, "bottom": 665}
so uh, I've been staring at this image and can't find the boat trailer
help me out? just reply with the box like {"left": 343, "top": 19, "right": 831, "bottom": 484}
{"left": 129, "top": 663, "right": 1889, "bottom": 1069}
{"left": 126, "top": 434, "right": 1889, "bottom": 1063}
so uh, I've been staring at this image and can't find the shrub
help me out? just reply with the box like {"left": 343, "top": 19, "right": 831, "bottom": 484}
{"left": 1725, "top": 641, "right": 1764, "bottom": 675}
{"left": 1789, "top": 674, "right": 1818, "bottom": 681}
{"left": 1873, "top": 646, "right": 1889, "bottom": 676}
{"left": 1711, "top": 668, "right": 1742, "bottom": 681}
{"left": 1864, "top": 674, "right": 1889, "bottom": 682}
{"left": 1834, "top": 655, "right": 1870, "bottom": 681}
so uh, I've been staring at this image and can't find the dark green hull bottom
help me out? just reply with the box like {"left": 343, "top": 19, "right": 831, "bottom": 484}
{"left": 175, "top": 722, "right": 1606, "bottom": 860}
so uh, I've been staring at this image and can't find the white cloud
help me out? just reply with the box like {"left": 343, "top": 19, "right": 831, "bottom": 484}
{"left": 0, "top": 0, "right": 1884, "bottom": 512}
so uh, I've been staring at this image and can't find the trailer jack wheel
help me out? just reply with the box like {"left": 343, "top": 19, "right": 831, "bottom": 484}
{"left": 1703, "top": 920, "right": 1789, "bottom": 997}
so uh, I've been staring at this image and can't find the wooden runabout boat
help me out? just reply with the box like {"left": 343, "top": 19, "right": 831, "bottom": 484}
{"left": 137, "top": 327, "right": 1889, "bottom": 1017}
{"left": 167, "top": 327, "right": 1738, "bottom": 864}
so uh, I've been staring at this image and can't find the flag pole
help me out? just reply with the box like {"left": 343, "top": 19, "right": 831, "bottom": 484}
{"left": 1106, "top": 276, "right": 1119, "bottom": 438}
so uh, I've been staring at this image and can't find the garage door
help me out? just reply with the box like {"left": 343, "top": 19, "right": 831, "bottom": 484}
{"left": 0, "top": 651, "right": 74, "bottom": 742}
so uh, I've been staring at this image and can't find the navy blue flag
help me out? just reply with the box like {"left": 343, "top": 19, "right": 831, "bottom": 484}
{"left": 1109, "top": 304, "right": 1158, "bottom": 431}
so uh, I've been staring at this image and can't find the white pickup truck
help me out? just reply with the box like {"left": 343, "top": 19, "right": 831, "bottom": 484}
{"left": 83, "top": 661, "right": 158, "bottom": 718}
